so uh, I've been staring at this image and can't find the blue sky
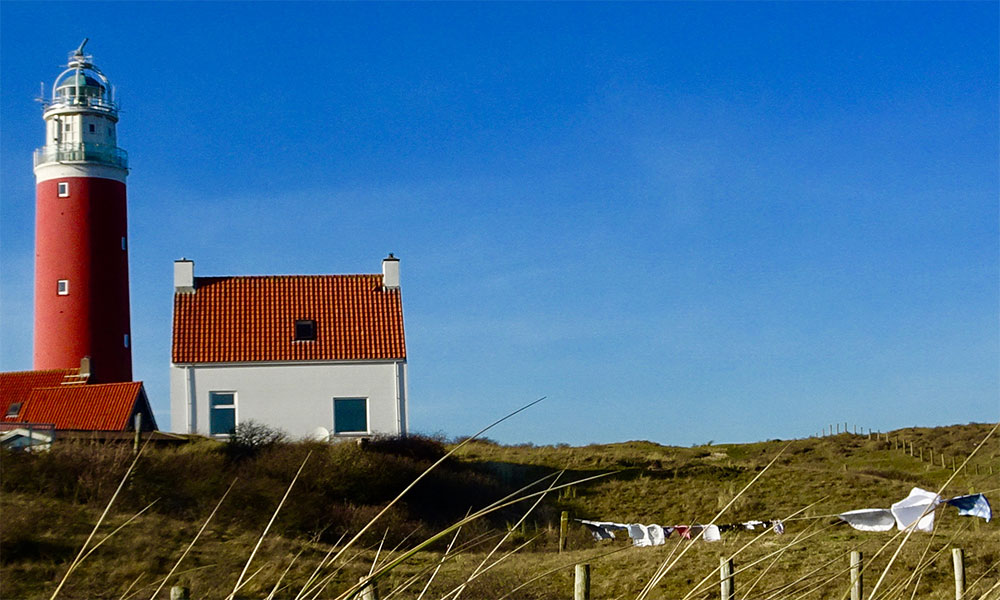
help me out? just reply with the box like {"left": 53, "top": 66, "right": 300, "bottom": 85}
{"left": 2, "top": 2, "right": 997, "bottom": 445}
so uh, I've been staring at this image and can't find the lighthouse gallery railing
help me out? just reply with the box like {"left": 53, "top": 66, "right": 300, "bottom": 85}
{"left": 34, "top": 142, "right": 128, "bottom": 169}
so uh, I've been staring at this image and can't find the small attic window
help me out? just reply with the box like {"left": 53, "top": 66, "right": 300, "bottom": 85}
{"left": 5, "top": 402, "right": 22, "bottom": 418}
{"left": 294, "top": 319, "right": 317, "bottom": 341}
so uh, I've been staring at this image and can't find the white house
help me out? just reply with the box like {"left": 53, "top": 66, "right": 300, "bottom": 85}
{"left": 169, "top": 256, "right": 408, "bottom": 439}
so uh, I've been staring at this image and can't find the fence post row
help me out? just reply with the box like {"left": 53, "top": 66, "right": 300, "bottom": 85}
{"left": 952, "top": 548, "right": 965, "bottom": 600}
{"left": 169, "top": 587, "right": 189, "bottom": 600}
{"left": 574, "top": 563, "right": 591, "bottom": 600}
{"left": 358, "top": 576, "right": 379, "bottom": 600}
{"left": 133, "top": 412, "right": 142, "bottom": 454}
{"left": 559, "top": 510, "right": 569, "bottom": 553}
{"left": 850, "top": 551, "right": 863, "bottom": 600}
{"left": 720, "top": 557, "right": 735, "bottom": 600}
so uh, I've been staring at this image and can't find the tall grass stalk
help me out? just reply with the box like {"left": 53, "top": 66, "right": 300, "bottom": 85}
{"left": 636, "top": 443, "right": 789, "bottom": 600}
{"left": 494, "top": 545, "right": 634, "bottom": 600}
{"left": 294, "top": 532, "right": 347, "bottom": 600}
{"left": 150, "top": 478, "right": 237, "bottom": 600}
{"left": 412, "top": 513, "right": 467, "bottom": 600}
{"left": 228, "top": 450, "right": 312, "bottom": 600}
{"left": 327, "top": 470, "right": 611, "bottom": 600}
{"left": 369, "top": 529, "right": 390, "bottom": 577}
{"left": 451, "top": 471, "right": 562, "bottom": 600}
{"left": 76, "top": 500, "right": 158, "bottom": 565}
{"left": 680, "top": 521, "right": 830, "bottom": 600}
{"left": 965, "top": 559, "right": 1000, "bottom": 596}
{"left": 49, "top": 439, "right": 149, "bottom": 600}
{"left": 384, "top": 530, "right": 501, "bottom": 600}
{"left": 298, "top": 397, "right": 546, "bottom": 600}
{"left": 866, "top": 421, "right": 998, "bottom": 599}
{"left": 737, "top": 511, "right": 830, "bottom": 600}
{"left": 264, "top": 548, "right": 304, "bottom": 600}
{"left": 117, "top": 573, "right": 145, "bottom": 600}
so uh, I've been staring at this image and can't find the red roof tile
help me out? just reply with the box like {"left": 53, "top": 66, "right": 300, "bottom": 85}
{"left": 1, "top": 369, "right": 83, "bottom": 420}
{"left": 172, "top": 275, "right": 406, "bottom": 363}
{"left": 18, "top": 382, "right": 154, "bottom": 431}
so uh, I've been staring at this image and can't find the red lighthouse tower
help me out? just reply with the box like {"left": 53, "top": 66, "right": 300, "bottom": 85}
{"left": 33, "top": 40, "right": 132, "bottom": 383}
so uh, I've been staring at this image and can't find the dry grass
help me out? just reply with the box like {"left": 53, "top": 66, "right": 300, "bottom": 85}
{"left": 1, "top": 423, "right": 997, "bottom": 599}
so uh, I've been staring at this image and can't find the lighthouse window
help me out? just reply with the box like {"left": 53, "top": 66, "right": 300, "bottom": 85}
{"left": 89, "top": 123, "right": 96, "bottom": 133}
{"left": 123, "top": 334, "right": 130, "bottom": 348}
{"left": 57, "top": 280, "right": 69, "bottom": 295}
{"left": 58, "top": 182, "right": 69, "bottom": 197}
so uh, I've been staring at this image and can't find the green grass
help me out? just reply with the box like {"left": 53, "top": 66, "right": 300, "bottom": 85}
{"left": 1, "top": 423, "right": 997, "bottom": 599}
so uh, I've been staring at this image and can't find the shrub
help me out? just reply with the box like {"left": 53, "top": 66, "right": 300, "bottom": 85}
{"left": 223, "top": 420, "right": 286, "bottom": 462}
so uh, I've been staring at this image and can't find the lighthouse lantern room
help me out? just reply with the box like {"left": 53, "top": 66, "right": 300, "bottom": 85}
{"left": 33, "top": 40, "right": 132, "bottom": 383}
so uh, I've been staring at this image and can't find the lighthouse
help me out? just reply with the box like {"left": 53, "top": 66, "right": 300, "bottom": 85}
{"left": 33, "top": 40, "right": 132, "bottom": 383}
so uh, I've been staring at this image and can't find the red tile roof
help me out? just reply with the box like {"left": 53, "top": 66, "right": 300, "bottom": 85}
{"left": 1, "top": 369, "right": 84, "bottom": 420}
{"left": 172, "top": 275, "right": 406, "bottom": 363}
{"left": 17, "top": 382, "right": 155, "bottom": 431}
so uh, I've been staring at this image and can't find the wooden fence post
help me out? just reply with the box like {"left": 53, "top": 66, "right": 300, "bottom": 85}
{"left": 952, "top": 548, "right": 964, "bottom": 600}
{"left": 359, "top": 576, "right": 380, "bottom": 600}
{"left": 575, "top": 563, "right": 591, "bottom": 600}
{"left": 169, "top": 587, "right": 190, "bottom": 600}
{"left": 909, "top": 441, "right": 913, "bottom": 456}
{"left": 850, "top": 551, "right": 863, "bottom": 600}
{"left": 559, "top": 511, "right": 569, "bottom": 553}
{"left": 133, "top": 413, "right": 142, "bottom": 454}
{"left": 720, "top": 557, "right": 735, "bottom": 600}
{"left": 952, "top": 457, "right": 957, "bottom": 471}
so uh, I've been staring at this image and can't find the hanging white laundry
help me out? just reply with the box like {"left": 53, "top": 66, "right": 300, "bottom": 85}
{"left": 891, "top": 487, "right": 941, "bottom": 532}
{"left": 627, "top": 524, "right": 654, "bottom": 547}
{"left": 647, "top": 524, "right": 666, "bottom": 546}
{"left": 838, "top": 508, "right": 896, "bottom": 532}
{"left": 702, "top": 524, "right": 721, "bottom": 542}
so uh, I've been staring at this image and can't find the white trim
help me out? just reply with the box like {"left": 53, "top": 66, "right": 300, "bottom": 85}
{"left": 57, "top": 279, "right": 69, "bottom": 295}
{"left": 57, "top": 181, "right": 69, "bottom": 197}
{"left": 35, "top": 162, "right": 127, "bottom": 184}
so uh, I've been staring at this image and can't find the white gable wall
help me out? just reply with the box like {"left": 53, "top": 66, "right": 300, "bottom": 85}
{"left": 170, "top": 360, "right": 408, "bottom": 439}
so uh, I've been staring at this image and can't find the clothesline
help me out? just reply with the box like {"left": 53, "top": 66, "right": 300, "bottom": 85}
{"left": 578, "top": 490, "right": 992, "bottom": 547}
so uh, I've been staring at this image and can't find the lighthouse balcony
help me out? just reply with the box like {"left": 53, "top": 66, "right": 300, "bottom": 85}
{"left": 43, "top": 95, "right": 118, "bottom": 115}
{"left": 34, "top": 142, "right": 128, "bottom": 169}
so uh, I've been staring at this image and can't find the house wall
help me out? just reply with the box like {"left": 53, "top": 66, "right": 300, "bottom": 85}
{"left": 169, "top": 361, "right": 407, "bottom": 439}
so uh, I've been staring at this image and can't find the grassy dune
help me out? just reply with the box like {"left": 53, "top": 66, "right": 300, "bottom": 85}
{"left": 1, "top": 423, "right": 997, "bottom": 599}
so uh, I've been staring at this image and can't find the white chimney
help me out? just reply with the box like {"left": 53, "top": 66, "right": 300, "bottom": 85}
{"left": 174, "top": 258, "right": 195, "bottom": 294}
{"left": 382, "top": 254, "right": 400, "bottom": 289}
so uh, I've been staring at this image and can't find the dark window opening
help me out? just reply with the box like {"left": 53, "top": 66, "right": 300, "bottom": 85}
{"left": 88, "top": 123, "right": 96, "bottom": 133}
{"left": 5, "top": 402, "right": 22, "bottom": 418}
{"left": 295, "top": 319, "right": 317, "bottom": 341}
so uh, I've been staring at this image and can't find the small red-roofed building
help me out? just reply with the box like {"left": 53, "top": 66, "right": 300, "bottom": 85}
{"left": 1, "top": 366, "right": 157, "bottom": 438}
{"left": 170, "top": 256, "right": 408, "bottom": 440}
{"left": 0, "top": 366, "right": 87, "bottom": 422}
